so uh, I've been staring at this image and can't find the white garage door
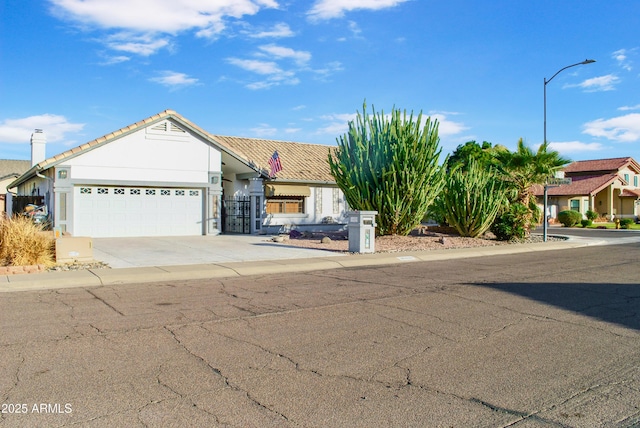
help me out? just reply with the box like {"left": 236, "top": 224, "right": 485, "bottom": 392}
{"left": 74, "top": 186, "right": 204, "bottom": 237}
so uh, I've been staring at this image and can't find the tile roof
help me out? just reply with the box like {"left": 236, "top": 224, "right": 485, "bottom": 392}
{"left": 620, "top": 188, "right": 640, "bottom": 198}
{"left": 563, "top": 157, "right": 639, "bottom": 174}
{"left": 210, "top": 135, "right": 336, "bottom": 182}
{"left": 0, "top": 159, "right": 30, "bottom": 180}
{"left": 9, "top": 110, "right": 338, "bottom": 187}
{"left": 532, "top": 174, "right": 621, "bottom": 196}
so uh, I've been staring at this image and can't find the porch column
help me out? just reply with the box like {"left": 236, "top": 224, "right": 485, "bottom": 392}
{"left": 207, "top": 172, "right": 222, "bottom": 235}
{"left": 249, "top": 178, "right": 264, "bottom": 234}
{"left": 608, "top": 183, "right": 615, "bottom": 220}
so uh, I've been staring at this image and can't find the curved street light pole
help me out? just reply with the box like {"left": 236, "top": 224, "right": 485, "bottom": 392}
{"left": 543, "top": 59, "right": 596, "bottom": 242}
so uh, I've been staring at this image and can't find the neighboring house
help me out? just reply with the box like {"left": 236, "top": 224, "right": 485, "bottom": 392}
{"left": 8, "top": 110, "right": 348, "bottom": 238}
{"left": 0, "top": 159, "right": 31, "bottom": 215}
{"left": 533, "top": 157, "right": 640, "bottom": 220}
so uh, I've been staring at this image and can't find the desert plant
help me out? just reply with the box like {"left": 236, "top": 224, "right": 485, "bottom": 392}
{"left": 620, "top": 218, "right": 634, "bottom": 229}
{"left": 493, "top": 139, "right": 570, "bottom": 234}
{"left": 558, "top": 210, "right": 582, "bottom": 227}
{"left": 434, "top": 160, "right": 507, "bottom": 238}
{"left": 0, "top": 215, "right": 55, "bottom": 267}
{"left": 491, "top": 203, "right": 532, "bottom": 241}
{"left": 581, "top": 219, "right": 593, "bottom": 228}
{"left": 585, "top": 210, "right": 598, "bottom": 221}
{"left": 328, "top": 102, "right": 446, "bottom": 235}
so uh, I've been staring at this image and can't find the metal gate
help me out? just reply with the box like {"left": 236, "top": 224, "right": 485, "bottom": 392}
{"left": 222, "top": 196, "right": 251, "bottom": 234}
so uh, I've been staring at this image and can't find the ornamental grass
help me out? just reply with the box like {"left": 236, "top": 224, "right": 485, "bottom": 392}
{"left": 0, "top": 215, "right": 55, "bottom": 267}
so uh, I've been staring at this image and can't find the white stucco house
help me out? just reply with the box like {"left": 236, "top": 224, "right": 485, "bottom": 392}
{"left": 8, "top": 110, "right": 348, "bottom": 238}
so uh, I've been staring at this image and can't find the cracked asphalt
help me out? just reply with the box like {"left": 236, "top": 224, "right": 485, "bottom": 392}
{"left": 1, "top": 243, "right": 639, "bottom": 427}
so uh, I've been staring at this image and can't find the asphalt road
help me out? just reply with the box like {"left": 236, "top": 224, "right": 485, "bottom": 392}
{"left": 1, "top": 243, "right": 639, "bottom": 427}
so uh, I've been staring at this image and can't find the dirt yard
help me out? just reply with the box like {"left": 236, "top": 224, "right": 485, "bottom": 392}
{"left": 272, "top": 226, "right": 526, "bottom": 253}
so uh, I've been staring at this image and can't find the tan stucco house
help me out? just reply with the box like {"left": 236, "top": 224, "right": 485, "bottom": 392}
{"left": 1, "top": 159, "right": 31, "bottom": 214}
{"left": 534, "top": 157, "right": 640, "bottom": 221}
{"left": 8, "top": 110, "right": 347, "bottom": 237}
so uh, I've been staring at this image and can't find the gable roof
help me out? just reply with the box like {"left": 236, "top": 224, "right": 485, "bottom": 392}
{"left": 211, "top": 135, "right": 336, "bottom": 182}
{"left": 563, "top": 157, "right": 640, "bottom": 174}
{"left": 532, "top": 174, "right": 622, "bottom": 197}
{"left": 0, "top": 159, "right": 31, "bottom": 181}
{"left": 9, "top": 110, "right": 338, "bottom": 188}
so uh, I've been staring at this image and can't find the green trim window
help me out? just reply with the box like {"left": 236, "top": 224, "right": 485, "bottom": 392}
{"left": 570, "top": 199, "right": 580, "bottom": 212}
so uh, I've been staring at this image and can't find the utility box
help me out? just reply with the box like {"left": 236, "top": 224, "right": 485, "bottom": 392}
{"left": 55, "top": 237, "right": 94, "bottom": 263}
{"left": 347, "top": 211, "right": 377, "bottom": 253}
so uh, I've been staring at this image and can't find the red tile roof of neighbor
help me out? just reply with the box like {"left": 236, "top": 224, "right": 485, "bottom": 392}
{"left": 532, "top": 174, "right": 622, "bottom": 196}
{"left": 564, "top": 157, "right": 640, "bottom": 174}
{"left": 620, "top": 188, "right": 640, "bottom": 198}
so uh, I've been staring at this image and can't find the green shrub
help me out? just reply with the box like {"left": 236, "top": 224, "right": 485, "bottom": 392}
{"left": 558, "top": 210, "right": 582, "bottom": 227}
{"left": 491, "top": 203, "right": 530, "bottom": 241}
{"left": 581, "top": 219, "right": 592, "bottom": 228}
{"left": 0, "top": 216, "right": 55, "bottom": 267}
{"left": 620, "top": 218, "right": 634, "bottom": 229}
{"left": 435, "top": 161, "right": 507, "bottom": 238}
{"left": 585, "top": 210, "right": 598, "bottom": 221}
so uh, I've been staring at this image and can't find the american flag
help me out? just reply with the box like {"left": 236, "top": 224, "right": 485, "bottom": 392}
{"left": 268, "top": 150, "right": 282, "bottom": 177}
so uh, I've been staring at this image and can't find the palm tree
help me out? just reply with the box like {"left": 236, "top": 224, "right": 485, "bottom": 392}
{"left": 494, "top": 138, "right": 570, "bottom": 207}
{"left": 492, "top": 139, "right": 570, "bottom": 235}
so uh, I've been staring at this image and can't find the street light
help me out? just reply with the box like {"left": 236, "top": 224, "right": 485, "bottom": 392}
{"left": 543, "top": 59, "right": 596, "bottom": 242}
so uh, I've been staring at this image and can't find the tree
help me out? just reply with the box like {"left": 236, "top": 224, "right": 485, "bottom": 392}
{"left": 447, "top": 140, "right": 505, "bottom": 172}
{"left": 492, "top": 138, "right": 570, "bottom": 236}
{"left": 434, "top": 159, "right": 507, "bottom": 238}
{"left": 328, "top": 102, "right": 446, "bottom": 236}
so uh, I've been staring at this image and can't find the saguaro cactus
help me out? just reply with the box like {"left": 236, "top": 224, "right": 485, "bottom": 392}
{"left": 328, "top": 102, "right": 446, "bottom": 236}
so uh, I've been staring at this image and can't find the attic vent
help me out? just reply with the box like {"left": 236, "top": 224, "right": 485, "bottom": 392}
{"left": 151, "top": 122, "right": 168, "bottom": 132}
{"left": 170, "top": 123, "right": 186, "bottom": 133}
{"left": 147, "top": 120, "right": 189, "bottom": 140}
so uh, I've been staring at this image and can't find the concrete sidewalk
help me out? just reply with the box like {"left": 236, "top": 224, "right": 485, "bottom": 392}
{"left": 0, "top": 236, "right": 605, "bottom": 292}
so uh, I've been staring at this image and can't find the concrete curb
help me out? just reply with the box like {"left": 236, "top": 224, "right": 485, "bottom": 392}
{"left": 0, "top": 238, "right": 599, "bottom": 293}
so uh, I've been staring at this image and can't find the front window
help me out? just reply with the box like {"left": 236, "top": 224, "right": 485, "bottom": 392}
{"left": 570, "top": 199, "right": 580, "bottom": 212}
{"left": 266, "top": 197, "right": 304, "bottom": 214}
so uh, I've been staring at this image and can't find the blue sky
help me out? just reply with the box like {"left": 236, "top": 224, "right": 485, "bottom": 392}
{"left": 1, "top": 0, "right": 639, "bottom": 164}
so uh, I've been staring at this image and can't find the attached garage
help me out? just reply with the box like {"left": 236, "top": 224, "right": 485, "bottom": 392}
{"left": 73, "top": 185, "right": 204, "bottom": 237}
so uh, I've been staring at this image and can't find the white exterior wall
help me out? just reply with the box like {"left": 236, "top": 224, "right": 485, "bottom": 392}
{"left": 62, "top": 123, "right": 221, "bottom": 184}
{"left": 263, "top": 185, "right": 347, "bottom": 227}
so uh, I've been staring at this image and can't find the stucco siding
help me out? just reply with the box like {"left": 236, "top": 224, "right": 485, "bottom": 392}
{"left": 62, "top": 124, "right": 221, "bottom": 184}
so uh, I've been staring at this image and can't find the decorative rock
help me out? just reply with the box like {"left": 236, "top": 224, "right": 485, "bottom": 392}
{"left": 439, "top": 237, "right": 447, "bottom": 245}
{"left": 321, "top": 236, "right": 332, "bottom": 244}
{"left": 272, "top": 235, "right": 284, "bottom": 243}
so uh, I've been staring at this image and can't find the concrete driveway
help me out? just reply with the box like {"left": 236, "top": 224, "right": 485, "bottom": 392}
{"left": 92, "top": 234, "right": 345, "bottom": 268}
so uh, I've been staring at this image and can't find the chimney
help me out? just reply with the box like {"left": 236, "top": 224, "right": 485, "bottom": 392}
{"left": 30, "top": 129, "right": 46, "bottom": 166}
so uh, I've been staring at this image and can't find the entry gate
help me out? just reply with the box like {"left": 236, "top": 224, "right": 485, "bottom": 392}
{"left": 222, "top": 196, "right": 251, "bottom": 234}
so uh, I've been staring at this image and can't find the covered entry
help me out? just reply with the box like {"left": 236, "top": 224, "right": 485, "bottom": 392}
{"left": 222, "top": 196, "right": 251, "bottom": 234}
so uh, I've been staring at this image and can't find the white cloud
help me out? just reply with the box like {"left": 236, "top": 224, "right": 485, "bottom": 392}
{"left": 99, "top": 55, "right": 131, "bottom": 65}
{"left": 316, "top": 110, "right": 468, "bottom": 139}
{"left": 104, "top": 33, "right": 171, "bottom": 56}
{"left": 250, "top": 123, "right": 278, "bottom": 137}
{"left": 618, "top": 104, "right": 640, "bottom": 111}
{"left": 257, "top": 44, "right": 311, "bottom": 65}
{"left": 428, "top": 112, "right": 468, "bottom": 137}
{"left": 582, "top": 113, "right": 640, "bottom": 143}
{"left": 548, "top": 141, "right": 605, "bottom": 153}
{"left": 49, "top": 0, "right": 279, "bottom": 55}
{"left": 250, "top": 23, "right": 294, "bottom": 38}
{"left": 613, "top": 48, "right": 633, "bottom": 71}
{"left": 226, "top": 58, "right": 283, "bottom": 75}
{"left": 564, "top": 74, "right": 620, "bottom": 92}
{"left": 307, "top": 0, "right": 408, "bottom": 20}
{"left": 149, "top": 71, "right": 199, "bottom": 88}
{"left": 0, "top": 114, "right": 84, "bottom": 144}
{"left": 227, "top": 46, "right": 313, "bottom": 89}
{"left": 317, "top": 113, "right": 357, "bottom": 136}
